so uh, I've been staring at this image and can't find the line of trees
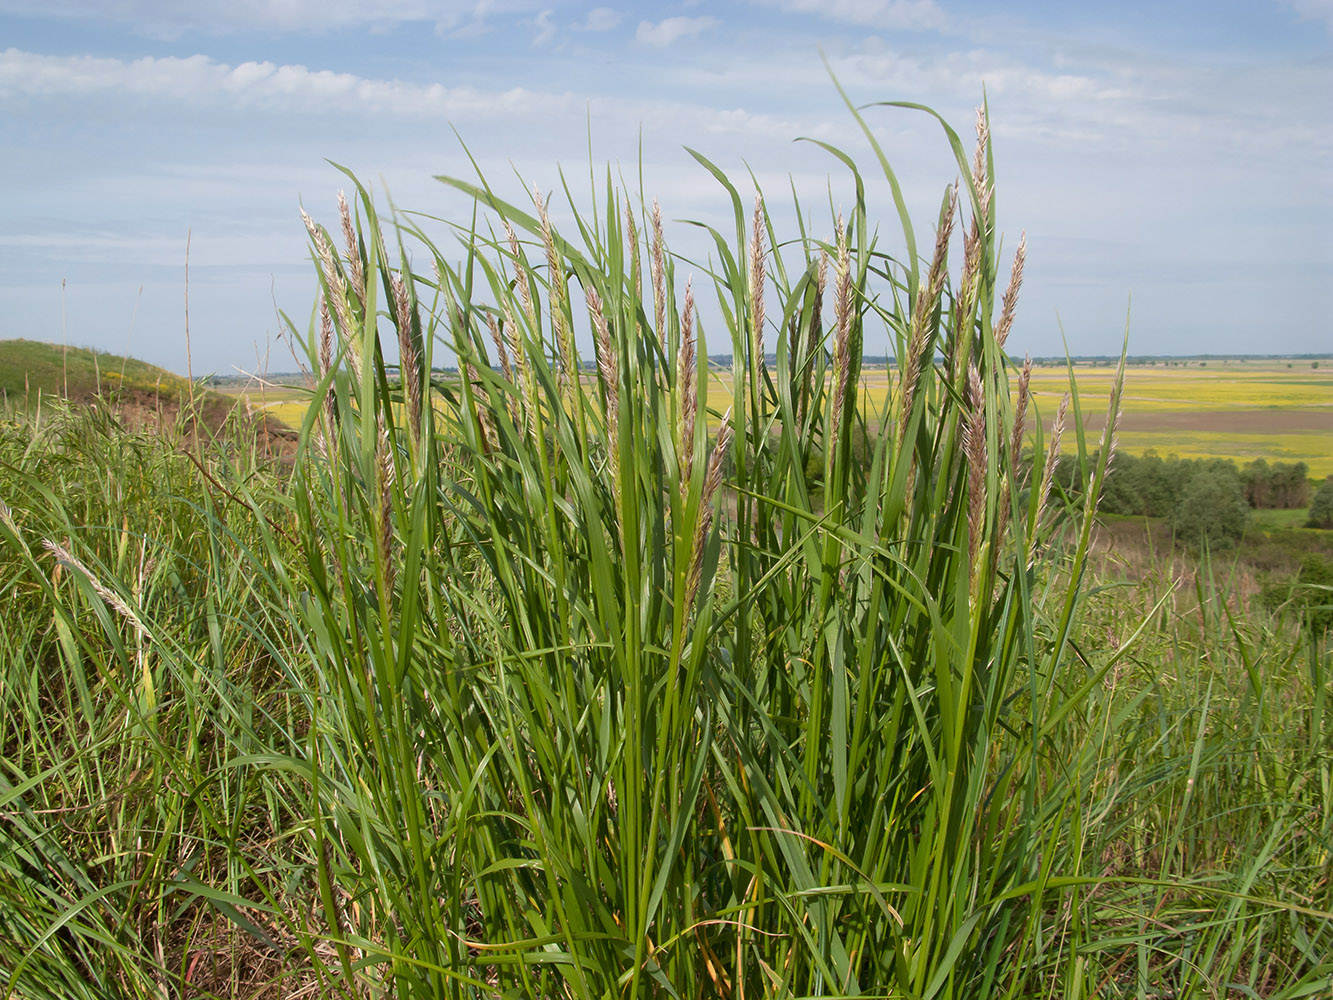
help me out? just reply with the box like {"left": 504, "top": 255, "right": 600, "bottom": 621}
{"left": 1054, "top": 452, "right": 1317, "bottom": 546}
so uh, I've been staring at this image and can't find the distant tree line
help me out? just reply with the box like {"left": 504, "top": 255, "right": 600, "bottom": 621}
{"left": 1051, "top": 452, "right": 1318, "bottom": 546}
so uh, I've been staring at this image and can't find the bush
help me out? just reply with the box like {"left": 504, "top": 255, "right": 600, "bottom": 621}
{"left": 1171, "top": 466, "right": 1249, "bottom": 546}
{"left": 1309, "top": 476, "right": 1333, "bottom": 529}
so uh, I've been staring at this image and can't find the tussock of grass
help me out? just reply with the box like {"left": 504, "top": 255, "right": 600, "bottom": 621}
{"left": 0, "top": 93, "right": 1329, "bottom": 999}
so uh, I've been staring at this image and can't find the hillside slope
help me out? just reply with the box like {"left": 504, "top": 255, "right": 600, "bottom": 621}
{"left": 0, "top": 339, "right": 295, "bottom": 457}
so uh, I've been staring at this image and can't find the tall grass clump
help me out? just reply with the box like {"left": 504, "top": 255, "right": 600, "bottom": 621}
{"left": 267, "top": 95, "right": 1129, "bottom": 997}
{"left": 4, "top": 92, "right": 1328, "bottom": 1000}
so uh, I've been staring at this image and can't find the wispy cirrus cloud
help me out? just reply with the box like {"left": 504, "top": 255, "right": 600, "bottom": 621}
{"left": 0, "top": 0, "right": 533, "bottom": 35}
{"left": 0, "top": 47, "right": 577, "bottom": 118}
{"left": 1277, "top": 0, "right": 1333, "bottom": 32}
{"left": 635, "top": 16, "right": 718, "bottom": 47}
{"left": 749, "top": 0, "right": 945, "bottom": 31}
{"left": 581, "top": 6, "right": 621, "bottom": 31}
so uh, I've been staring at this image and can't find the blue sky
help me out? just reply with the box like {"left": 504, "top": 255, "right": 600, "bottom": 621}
{"left": 2, "top": 0, "right": 1330, "bottom": 375}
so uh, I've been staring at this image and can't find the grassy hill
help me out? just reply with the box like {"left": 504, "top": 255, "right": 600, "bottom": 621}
{"left": 0, "top": 338, "right": 193, "bottom": 402}
{"left": 0, "top": 338, "right": 295, "bottom": 457}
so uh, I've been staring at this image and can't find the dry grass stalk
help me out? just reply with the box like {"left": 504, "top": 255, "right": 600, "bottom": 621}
{"left": 44, "top": 539, "right": 150, "bottom": 639}
{"left": 624, "top": 202, "right": 641, "bottom": 312}
{"left": 830, "top": 216, "right": 853, "bottom": 454}
{"left": 651, "top": 199, "right": 667, "bottom": 340}
{"left": 900, "top": 185, "right": 958, "bottom": 437}
{"left": 485, "top": 313, "right": 513, "bottom": 384}
{"left": 505, "top": 220, "right": 538, "bottom": 332}
{"left": 391, "top": 273, "right": 422, "bottom": 444}
{"left": 964, "top": 365, "right": 987, "bottom": 572}
{"left": 749, "top": 195, "right": 766, "bottom": 375}
{"left": 301, "top": 207, "right": 361, "bottom": 380}
{"left": 1031, "top": 390, "right": 1070, "bottom": 565}
{"left": 586, "top": 286, "right": 620, "bottom": 488}
{"left": 318, "top": 295, "right": 337, "bottom": 449}
{"left": 501, "top": 300, "right": 533, "bottom": 433}
{"left": 465, "top": 363, "right": 499, "bottom": 455}
{"left": 955, "top": 112, "right": 992, "bottom": 371}
{"left": 375, "top": 425, "right": 395, "bottom": 595}
{"left": 998, "top": 355, "right": 1032, "bottom": 542}
{"left": 533, "top": 188, "right": 576, "bottom": 393}
{"left": 677, "top": 279, "right": 697, "bottom": 487}
{"left": 994, "top": 234, "right": 1026, "bottom": 350}
{"left": 337, "top": 190, "right": 365, "bottom": 305}
{"left": 686, "top": 413, "right": 733, "bottom": 610}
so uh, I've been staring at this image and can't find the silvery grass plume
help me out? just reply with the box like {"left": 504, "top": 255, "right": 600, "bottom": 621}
{"left": 651, "top": 199, "right": 667, "bottom": 340}
{"left": 624, "top": 202, "right": 641, "bottom": 310}
{"left": 999, "top": 355, "right": 1032, "bottom": 541}
{"left": 587, "top": 286, "right": 621, "bottom": 521}
{"left": 749, "top": 195, "right": 767, "bottom": 378}
{"left": 677, "top": 279, "right": 697, "bottom": 487}
{"left": 1031, "top": 389, "right": 1070, "bottom": 566}
{"left": 390, "top": 272, "right": 422, "bottom": 447}
{"left": 830, "top": 216, "right": 853, "bottom": 455}
{"left": 43, "top": 539, "right": 149, "bottom": 640}
{"left": 686, "top": 411, "right": 732, "bottom": 611}
{"left": 964, "top": 364, "right": 988, "bottom": 577}
{"left": 302, "top": 207, "right": 361, "bottom": 380}
{"left": 901, "top": 183, "right": 958, "bottom": 438}
{"left": 337, "top": 189, "right": 365, "bottom": 304}
{"left": 533, "top": 188, "right": 576, "bottom": 397}
{"left": 375, "top": 423, "right": 395, "bottom": 597}
{"left": 994, "top": 234, "right": 1026, "bottom": 351}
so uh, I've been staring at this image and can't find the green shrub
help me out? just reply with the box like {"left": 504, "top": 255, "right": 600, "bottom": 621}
{"left": 1309, "top": 475, "right": 1333, "bottom": 529}
{"left": 1171, "top": 466, "right": 1249, "bottom": 546}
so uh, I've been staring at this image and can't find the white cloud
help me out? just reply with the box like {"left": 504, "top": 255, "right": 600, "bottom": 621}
{"left": 582, "top": 6, "right": 621, "bottom": 31}
{"left": 530, "top": 8, "right": 556, "bottom": 46}
{"left": 0, "top": 0, "right": 533, "bottom": 35}
{"left": 751, "top": 0, "right": 945, "bottom": 31}
{"left": 635, "top": 15, "right": 718, "bottom": 47}
{"left": 1278, "top": 0, "right": 1333, "bottom": 32}
{"left": 0, "top": 48, "right": 578, "bottom": 119}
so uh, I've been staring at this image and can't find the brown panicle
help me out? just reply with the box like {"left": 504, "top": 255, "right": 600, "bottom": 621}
{"left": 678, "top": 279, "right": 697, "bottom": 488}
{"left": 651, "top": 199, "right": 667, "bottom": 341}
{"left": 830, "top": 216, "right": 853, "bottom": 457}
{"left": 686, "top": 411, "right": 733, "bottom": 612}
{"left": 505, "top": 219, "right": 538, "bottom": 332}
{"left": 337, "top": 190, "right": 365, "bottom": 305}
{"left": 995, "top": 234, "right": 1026, "bottom": 350}
{"left": 533, "top": 188, "right": 576, "bottom": 393}
{"left": 901, "top": 184, "right": 958, "bottom": 438}
{"left": 586, "top": 286, "right": 619, "bottom": 483}
{"left": 749, "top": 195, "right": 766, "bottom": 376}
{"left": 302, "top": 207, "right": 361, "bottom": 380}
{"left": 1031, "top": 389, "right": 1069, "bottom": 566}
{"left": 998, "top": 355, "right": 1032, "bottom": 543}
{"left": 964, "top": 364, "right": 988, "bottom": 575}
{"left": 391, "top": 273, "right": 422, "bottom": 446}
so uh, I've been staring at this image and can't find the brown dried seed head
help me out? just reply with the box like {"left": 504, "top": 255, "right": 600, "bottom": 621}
{"left": 376, "top": 429, "right": 395, "bottom": 593}
{"left": 625, "top": 201, "right": 641, "bottom": 309}
{"left": 651, "top": 199, "right": 666, "bottom": 339}
{"left": 391, "top": 273, "right": 422, "bottom": 442}
{"left": 995, "top": 233, "right": 1026, "bottom": 350}
{"left": 485, "top": 312, "right": 513, "bottom": 383}
{"left": 749, "top": 195, "right": 766, "bottom": 371}
{"left": 44, "top": 539, "right": 149, "bottom": 638}
{"left": 505, "top": 219, "right": 537, "bottom": 330}
{"left": 534, "top": 188, "right": 576, "bottom": 387}
{"left": 678, "top": 278, "right": 697, "bottom": 486}
{"left": 965, "top": 365, "right": 987, "bottom": 569}
{"left": 337, "top": 190, "right": 365, "bottom": 304}
{"left": 830, "top": 216, "right": 853, "bottom": 452}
